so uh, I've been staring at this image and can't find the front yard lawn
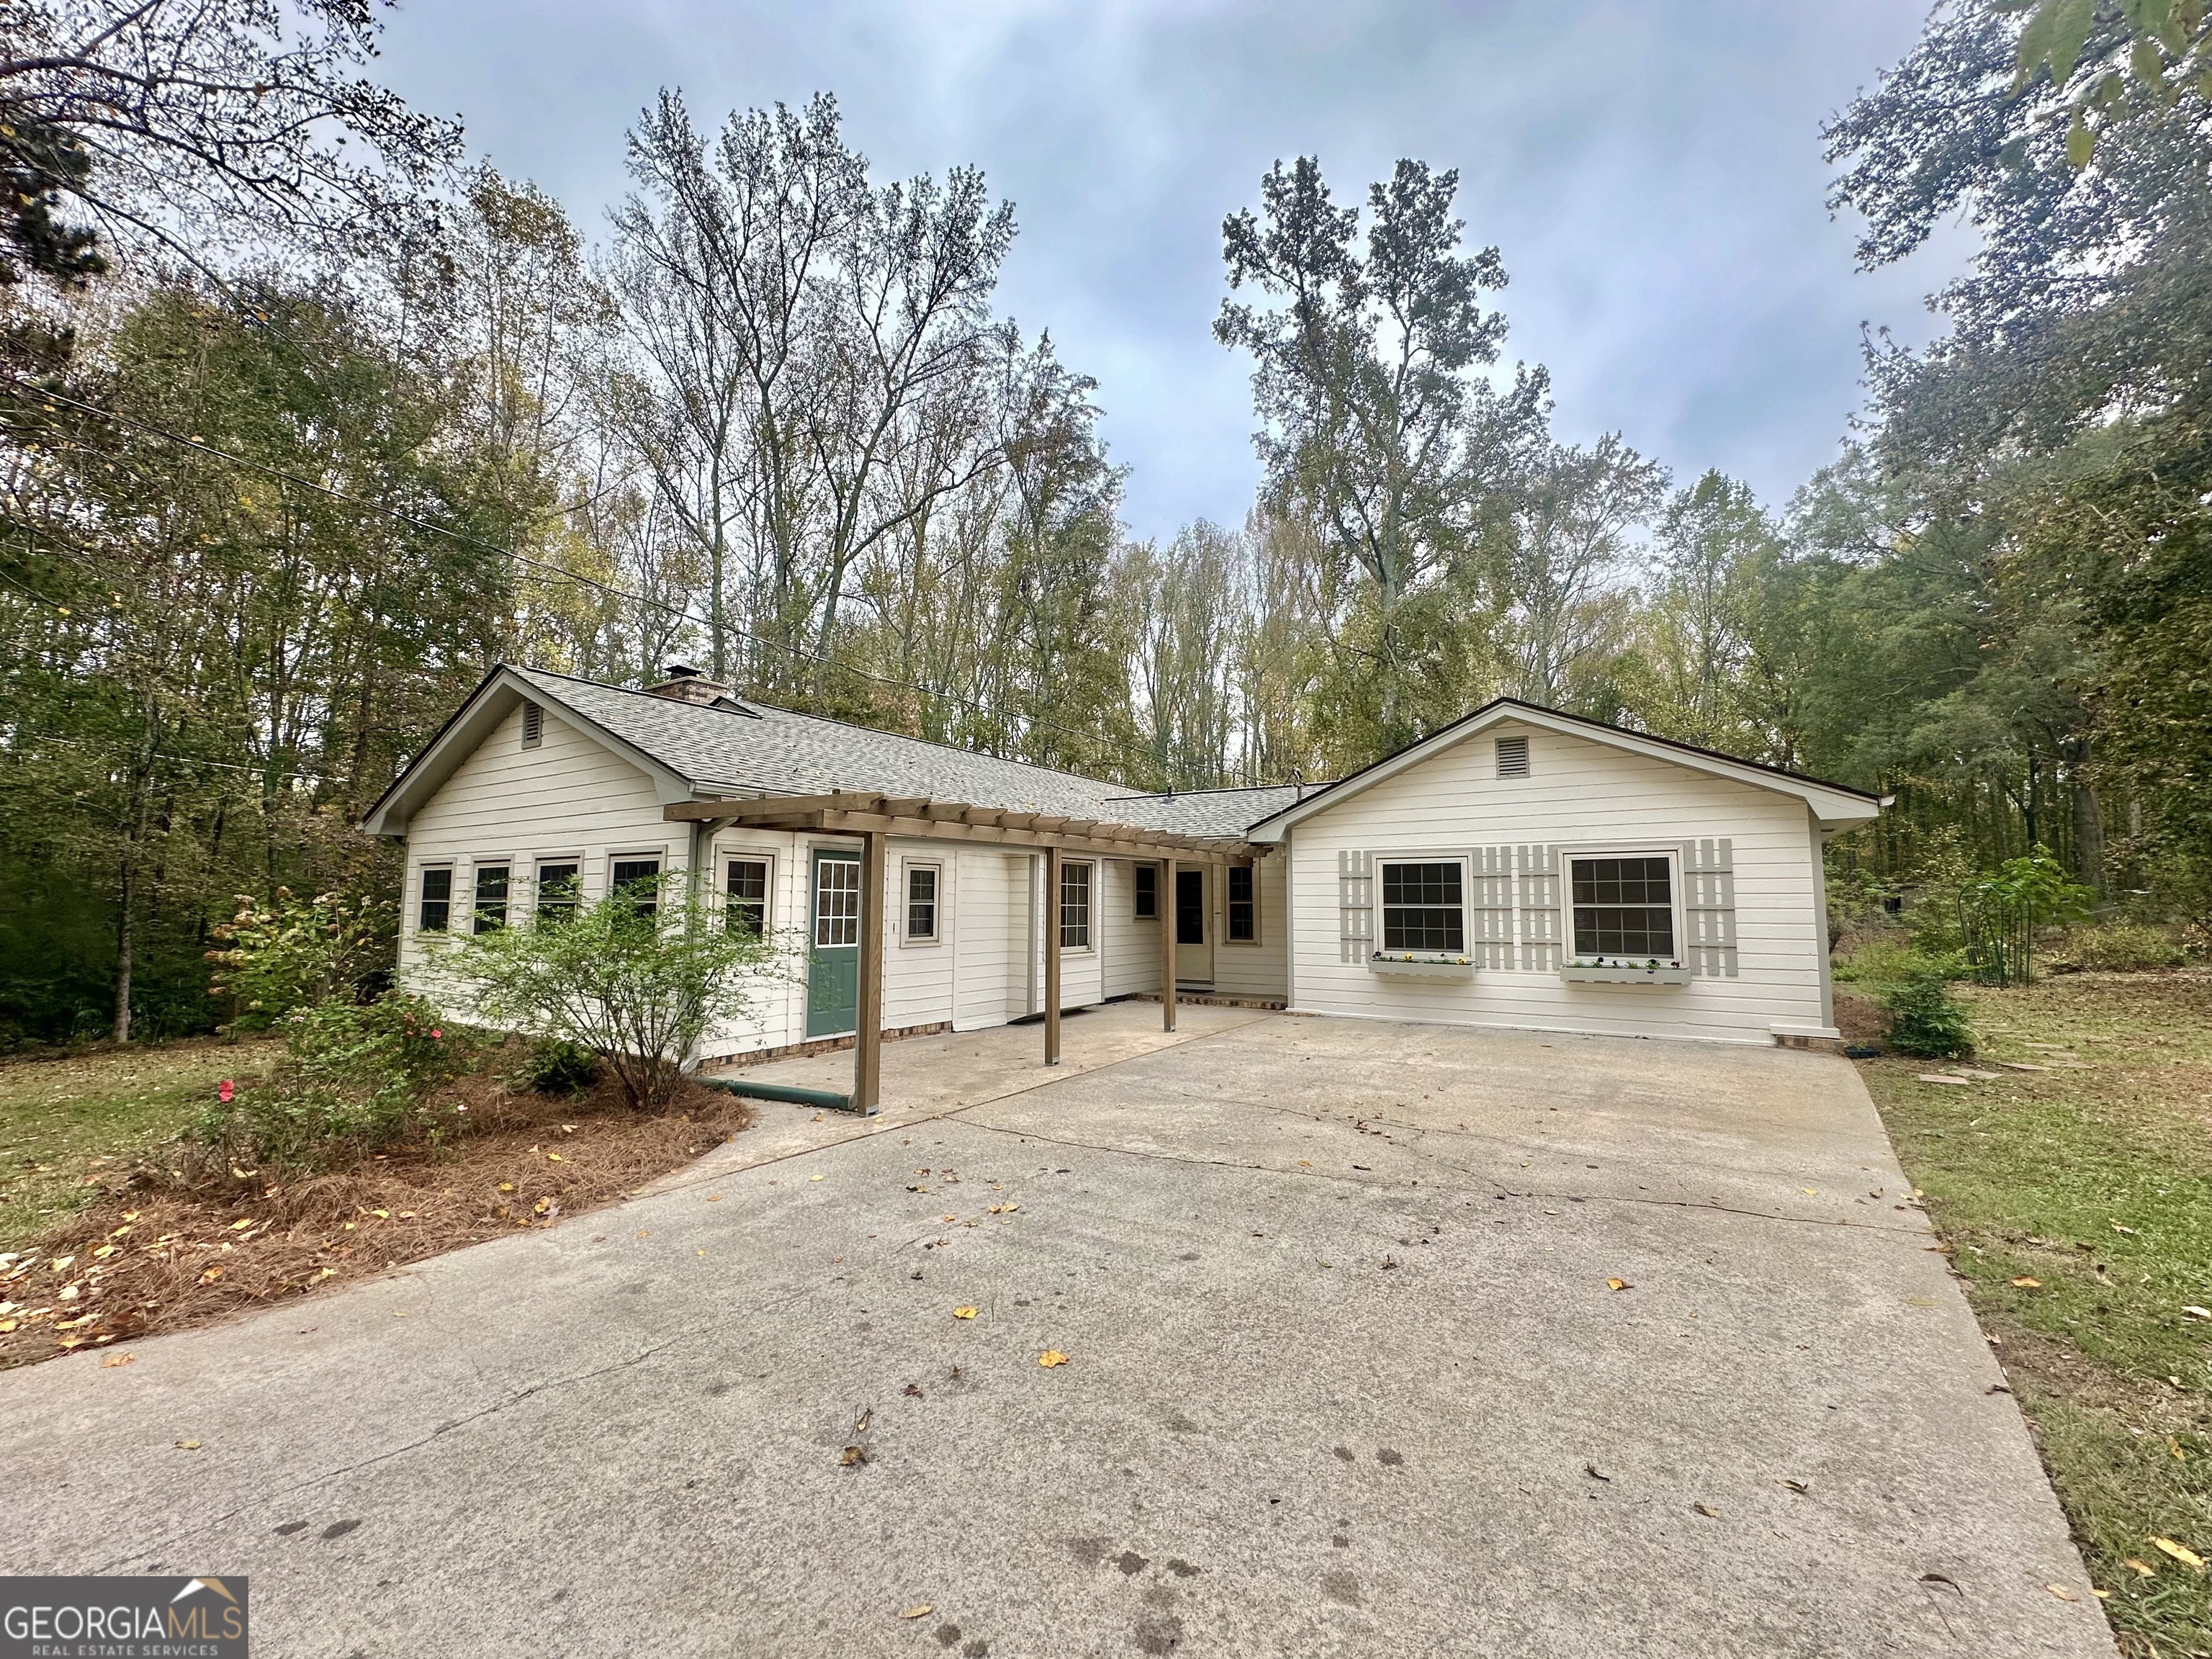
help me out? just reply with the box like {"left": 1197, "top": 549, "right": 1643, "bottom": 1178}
{"left": 1858, "top": 971, "right": 2212, "bottom": 1659}
{"left": 0, "top": 1039, "right": 278, "bottom": 1254}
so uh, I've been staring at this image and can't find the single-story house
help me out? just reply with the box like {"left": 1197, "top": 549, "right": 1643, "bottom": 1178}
{"left": 364, "top": 665, "right": 1880, "bottom": 1105}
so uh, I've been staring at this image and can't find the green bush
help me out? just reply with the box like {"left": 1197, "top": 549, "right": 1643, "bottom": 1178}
{"left": 1877, "top": 969, "right": 1977, "bottom": 1059}
{"left": 204, "top": 889, "right": 393, "bottom": 1029}
{"left": 519, "top": 1036, "right": 601, "bottom": 1097}
{"left": 197, "top": 992, "right": 474, "bottom": 1171}
{"left": 2057, "top": 922, "right": 2188, "bottom": 971}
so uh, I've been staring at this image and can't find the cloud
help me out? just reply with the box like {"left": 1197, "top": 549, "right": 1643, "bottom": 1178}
{"left": 377, "top": 0, "right": 1969, "bottom": 536}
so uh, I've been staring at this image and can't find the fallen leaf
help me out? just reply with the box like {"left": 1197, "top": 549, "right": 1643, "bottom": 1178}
{"left": 2011, "top": 1277, "right": 2042, "bottom": 1289}
{"left": 2182, "top": 1306, "right": 2212, "bottom": 1321}
{"left": 198, "top": 1267, "right": 222, "bottom": 1285}
{"left": 100, "top": 1352, "right": 135, "bottom": 1368}
{"left": 2111, "top": 1222, "right": 2137, "bottom": 1235}
{"left": 2172, "top": 1437, "right": 2189, "bottom": 1462}
{"left": 2046, "top": 1585, "right": 2079, "bottom": 1603}
{"left": 953, "top": 1306, "right": 978, "bottom": 1320}
{"left": 809, "top": 1174, "right": 824, "bottom": 1182}
{"left": 1038, "top": 1350, "right": 1069, "bottom": 1368}
{"left": 1606, "top": 1278, "right": 1632, "bottom": 1292}
{"left": 943, "top": 1214, "right": 957, "bottom": 1223}
{"left": 899, "top": 1604, "right": 932, "bottom": 1619}
{"left": 497, "top": 1182, "right": 515, "bottom": 1193}
{"left": 1779, "top": 1478, "right": 1809, "bottom": 1494}
{"left": 369, "top": 1209, "right": 389, "bottom": 1219}
{"left": 840, "top": 1444, "right": 868, "bottom": 1467}
{"left": 175, "top": 1439, "right": 201, "bottom": 1450}
{"left": 546, "top": 1153, "right": 562, "bottom": 1162}
{"left": 1691, "top": 1502, "right": 1719, "bottom": 1518}
{"left": 2124, "top": 1558, "right": 2157, "bottom": 1578}
{"left": 1802, "top": 1188, "right": 1818, "bottom": 1196}
{"left": 2151, "top": 1537, "right": 2206, "bottom": 1571}
{"left": 229, "top": 1219, "right": 253, "bottom": 1231}
{"left": 708, "top": 1195, "right": 722, "bottom": 1202}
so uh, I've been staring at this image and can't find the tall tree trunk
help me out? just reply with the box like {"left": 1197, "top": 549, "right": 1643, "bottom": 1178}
{"left": 112, "top": 856, "right": 134, "bottom": 1045}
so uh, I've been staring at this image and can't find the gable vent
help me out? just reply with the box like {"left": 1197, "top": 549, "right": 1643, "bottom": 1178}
{"left": 521, "top": 701, "right": 543, "bottom": 749}
{"left": 1496, "top": 734, "right": 1529, "bottom": 778}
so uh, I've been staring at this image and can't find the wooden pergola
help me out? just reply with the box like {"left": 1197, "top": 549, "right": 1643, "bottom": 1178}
{"left": 665, "top": 791, "right": 1250, "bottom": 1111}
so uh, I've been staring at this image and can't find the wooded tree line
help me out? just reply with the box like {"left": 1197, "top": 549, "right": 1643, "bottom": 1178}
{"left": 0, "top": 0, "right": 2206, "bottom": 1042}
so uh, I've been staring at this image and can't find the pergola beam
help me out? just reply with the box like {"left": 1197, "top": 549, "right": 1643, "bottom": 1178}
{"left": 665, "top": 800, "right": 1244, "bottom": 864}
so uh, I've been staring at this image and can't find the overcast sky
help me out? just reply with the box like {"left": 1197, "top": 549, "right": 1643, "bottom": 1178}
{"left": 374, "top": 0, "right": 1968, "bottom": 542}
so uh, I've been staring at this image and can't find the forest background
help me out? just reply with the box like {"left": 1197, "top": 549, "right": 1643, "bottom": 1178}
{"left": 1, "top": 0, "right": 2206, "bottom": 1043}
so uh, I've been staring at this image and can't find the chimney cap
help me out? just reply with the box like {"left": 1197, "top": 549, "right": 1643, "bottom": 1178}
{"left": 661, "top": 662, "right": 702, "bottom": 680}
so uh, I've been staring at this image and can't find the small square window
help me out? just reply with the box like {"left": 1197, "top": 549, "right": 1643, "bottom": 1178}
{"left": 521, "top": 701, "right": 543, "bottom": 749}
{"left": 418, "top": 867, "right": 452, "bottom": 933}
{"left": 727, "top": 858, "right": 770, "bottom": 936}
{"left": 1133, "top": 863, "right": 1158, "bottom": 920}
{"left": 907, "top": 864, "right": 940, "bottom": 941}
{"left": 472, "top": 864, "right": 510, "bottom": 933}
{"left": 1227, "top": 865, "right": 1256, "bottom": 943}
{"left": 1496, "top": 734, "right": 1529, "bottom": 778}
{"left": 1059, "top": 861, "right": 1092, "bottom": 950}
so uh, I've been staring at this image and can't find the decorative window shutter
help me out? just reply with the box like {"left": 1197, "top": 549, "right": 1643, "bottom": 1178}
{"left": 1337, "top": 850, "right": 1374, "bottom": 963}
{"left": 1469, "top": 847, "right": 1516, "bottom": 967}
{"left": 1682, "top": 838, "right": 1737, "bottom": 976}
{"left": 1516, "top": 844, "right": 1562, "bottom": 971}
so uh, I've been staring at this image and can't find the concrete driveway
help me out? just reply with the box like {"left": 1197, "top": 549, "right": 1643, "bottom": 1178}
{"left": 1, "top": 1004, "right": 2110, "bottom": 1658}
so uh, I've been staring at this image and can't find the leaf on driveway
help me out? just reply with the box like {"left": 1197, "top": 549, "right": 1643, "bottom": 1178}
{"left": 1583, "top": 1462, "right": 1610, "bottom": 1481}
{"left": 810, "top": 1174, "right": 824, "bottom": 1182}
{"left": 99, "top": 1352, "right": 135, "bottom": 1368}
{"left": 1691, "top": 1502, "right": 1719, "bottom": 1517}
{"left": 2151, "top": 1537, "right": 2206, "bottom": 1570}
{"left": 2046, "top": 1584, "right": 2079, "bottom": 1602}
{"left": 953, "top": 1306, "right": 977, "bottom": 1320}
{"left": 1606, "top": 1278, "right": 1632, "bottom": 1292}
{"left": 175, "top": 1439, "right": 200, "bottom": 1450}
{"left": 1779, "top": 1478, "right": 1809, "bottom": 1494}
{"left": 1038, "top": 1350, "right": 1069, "bottom": 1368}
{"left": 839, "top": 1444, "right": 868, "bottom": 1467}
{"left": 899, "top": 1604, "right": 932, "bottom": 1619}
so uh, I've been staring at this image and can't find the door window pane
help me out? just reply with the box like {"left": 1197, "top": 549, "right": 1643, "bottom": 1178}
{"left": 536, "top": 861, "right": 580, "bottom": 923}
{"left": 727, "top": 858, "right": 769, "bottom": 936}
{"left": 1227, "top": 865, "right": 1256, "bottom": 942}
{"left": 815, "top": 857, "right": 860, "bottom": 948}
{"left": 472, "top": 865, "right": 509, "bottom": 933}
{"left": 1380, "top": 861, "right": 1464, "bottom": 952}
{"left": 418, "top": 867, "right": 451, "bottom": 933}
{"left": 1570, "top": 856, "right": 1675, "bottom": 957}
{"left": 1175, "top": 868, "right": 1205, "bottom": 945}
{"left": 907, "top": 865, "right": 939, "bottom": 940}
{"left": 1059, "top": 862, "right": 1091, "bottom": 949}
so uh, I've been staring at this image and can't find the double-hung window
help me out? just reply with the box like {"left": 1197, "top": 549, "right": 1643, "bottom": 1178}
{"left": 1569, "top": 855, "right": 1676, "bottom": 958}
{"left": 726, "top": 858, "right": 770, "bottom": 936}
{"left": 610, "top": 857, "right": 661, "bottom": 917}
{"left": 1380, "top": 860, "right": 1464, "bottom": 953}
{"left": 1059, "top": 861, "right": 1092, "bottom": 950}
{"left": 1226, "top": 865, "right": 1256, "bottom": 943}
{"left": 1133, "top": 863, "right": 1158, "bottom": 920}
{"left": 536, "top": 860, "right": 580, "bottom": 924}
{"left": 418, "top": 866, "right": 453, "bottom": 934}
{"left": 906, "top": 864, "right": 940, "bottom": 942}
{"left": 472, "top": 864, "right": 510, "bottom": 933}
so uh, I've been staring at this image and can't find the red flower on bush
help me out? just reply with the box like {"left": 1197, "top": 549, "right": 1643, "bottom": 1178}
{"left": 430, "top": 1028, "right": 442, "bottom": 1040}
{"left": 217, "top": 1079, "right": 235, "bottom": 1104}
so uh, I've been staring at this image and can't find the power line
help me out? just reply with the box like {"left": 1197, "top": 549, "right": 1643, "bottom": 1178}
{"left": 3, "top": 378, "right": 1148, "bottom": 771}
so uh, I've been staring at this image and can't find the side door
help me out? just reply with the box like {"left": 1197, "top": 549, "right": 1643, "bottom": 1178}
{"left": 806, "top": 848, "right": 862, "bottom": 1038}
{"left": 1174, "top": 866, "right": 1213, "bottom": 986}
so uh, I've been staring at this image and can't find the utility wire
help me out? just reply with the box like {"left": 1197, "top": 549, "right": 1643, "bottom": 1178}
{"left": 4, "top": 378, "right": 1151, "bottom": 773}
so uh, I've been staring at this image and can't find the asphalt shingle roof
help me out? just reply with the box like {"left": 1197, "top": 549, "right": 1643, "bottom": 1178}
{"left": 513, "top": 667, "right": 1301, "bottom": 842}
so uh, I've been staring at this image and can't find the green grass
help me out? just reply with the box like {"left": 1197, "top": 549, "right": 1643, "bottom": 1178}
{"left": 0, "top": 1038, "right": 279, "bottom": 1251}
{"left": 1858, "top": 971, "right": 2212, "bottom": 1658}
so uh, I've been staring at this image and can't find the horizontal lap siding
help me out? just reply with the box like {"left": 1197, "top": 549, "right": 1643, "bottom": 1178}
{"left": 1213, "top": 853, "right": 1288, "bottom": 1002}
{"left": 1101, "top": 860, "right": 1163, "bottom": 1001}
{"left": 1290, "top": 721, "right": 1825, "bottom": 1044}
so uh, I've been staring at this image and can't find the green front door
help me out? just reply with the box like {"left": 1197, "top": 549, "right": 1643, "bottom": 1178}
{"left": 806, "top": 849, "right": 861, "bottom": 1038}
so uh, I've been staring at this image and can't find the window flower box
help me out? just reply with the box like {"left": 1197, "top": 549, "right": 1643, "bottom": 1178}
{"left": 1561, "top": 958, "right": 1691, "bottom": 986}
{"left": 1369, "top": 953, "right": 1475, "bottom": 979}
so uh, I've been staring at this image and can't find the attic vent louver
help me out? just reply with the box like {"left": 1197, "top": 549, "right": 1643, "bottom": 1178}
{"left": 521, "top": 701, "right": 543, "bottom": 749}
{"left": 1496, "top": 734, "right": 1529, "bottom": 778}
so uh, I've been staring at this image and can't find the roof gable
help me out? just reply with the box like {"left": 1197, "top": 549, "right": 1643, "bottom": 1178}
{"left": 1244, "top": 698, "right": 1880, "bottom": 840}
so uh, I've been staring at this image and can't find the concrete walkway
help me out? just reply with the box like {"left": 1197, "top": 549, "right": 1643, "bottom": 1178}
{"left": 1, "top": 1007, "right": 2110, "bottom": 1658}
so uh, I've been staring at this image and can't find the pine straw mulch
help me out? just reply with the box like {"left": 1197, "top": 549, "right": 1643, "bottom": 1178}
{"left": 0, "top": 1065, "right": 752, "bottom": 1370}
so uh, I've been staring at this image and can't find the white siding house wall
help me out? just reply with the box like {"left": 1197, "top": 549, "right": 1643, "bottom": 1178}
{"left": 1212, "top": 853, "right": 1289, "bottom": 1003}
{"left": 1287, "top": 720, "right": 1830, "bottom": 1045}
{"left": 1099, "top": 860, "right": 1163, "bottom": 1002}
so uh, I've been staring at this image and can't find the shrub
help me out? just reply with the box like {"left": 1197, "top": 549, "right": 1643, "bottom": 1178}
{"left": 205, "top": 889, "right": 393, "bottom": 1028}
{"left": 520, "top": 1036, "right": 601, "bottom": 1097}
{"left": 2056, "top": 922, "right": 2188, "bottom": 972}
{"left": 198, "top": 992, "right": 474, "bottom": 1171}
{"left": 1877, "top": 969, "right": 1977, "bottom": 1059}
{"left": 439, "top": 872, "right": 784, "bottom": 1110}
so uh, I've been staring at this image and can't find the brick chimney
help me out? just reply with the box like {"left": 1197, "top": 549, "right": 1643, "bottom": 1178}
{"left": 643, "top": 663, "right": 731, "bottom": 707}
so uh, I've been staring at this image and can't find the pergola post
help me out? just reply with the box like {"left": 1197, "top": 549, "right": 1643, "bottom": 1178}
{"left": 1161, "top": 858, "right": 1177, "bottom": 1033}
{"left": 1043, "top": 846, "right": 1062, "bottom": 1066}
{"left": 855, "top": 830, "right": 885, "bottom": 1114}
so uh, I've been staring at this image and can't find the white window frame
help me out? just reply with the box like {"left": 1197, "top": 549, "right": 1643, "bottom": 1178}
{"left": 811, "top": 844, "right": 864, "bottom": 949}
{"left": 1224, "top": 861, "right": 1260, "bottom": 947}
{"left": 533, "top": 853, "right": 584, "bottom": 923}
{"left": 1133, "top": 860, "right": 1159, "bottom": 922}
{"left": 1563, "top": 845, "right": 1686, "bottom": 966}
{"left": 1058, "top": 859, "right": 1094, "bottom": 953}
{"left": 1375, "top": 853, "right": 1472, "bottom": 958}
{"left": 606, "top": 851, "right": 666, "bottom": 916}
{"left": 415, "top": 862, "right": 455, "bottom": 936}
{"left": 902, "top": 859, "right": 943, "bottom": 947}
{"left": 469, "top": 858, "right": 514, "bottom": 935}
{"left": 722, "top": 850, "right": 775, "bottom": 938}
